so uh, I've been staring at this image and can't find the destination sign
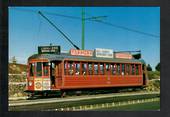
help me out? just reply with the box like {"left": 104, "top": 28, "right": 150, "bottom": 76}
{"left": 95, "top": 48, "right": 113, "bottom": 58}
{"left": 38, "top": 46, "right": 60, "bottom": 54}
{"left": 70, "top": 49, "right": 93, "bottom": 57}
{"left": 114, "top": 53, "right": 132, "bottom": 59}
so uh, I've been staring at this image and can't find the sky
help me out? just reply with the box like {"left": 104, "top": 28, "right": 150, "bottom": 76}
{"left": 9, "top": 7, "right": 160, "bottom": 70}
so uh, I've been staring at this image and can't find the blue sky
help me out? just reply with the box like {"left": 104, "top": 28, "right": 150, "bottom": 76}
{"left": 9, "top": 7, "right": 160, "bottom": 70}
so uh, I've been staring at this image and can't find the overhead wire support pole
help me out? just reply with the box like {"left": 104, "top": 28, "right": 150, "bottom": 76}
{"left": 38, "top": 11, "right": 80, "bottom": 50}
{"left": 81, "top": 7, "right": 107, "bottom": 50}
{"left": 82, "top": 8, "right": 85, "bottom": 50}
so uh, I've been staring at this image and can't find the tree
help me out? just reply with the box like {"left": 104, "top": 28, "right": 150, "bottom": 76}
{"left": 155, "top": 62, "right": 160, "bottom": 71}
{"left": 147, "top": 64, "right": 152, "bottom": 71}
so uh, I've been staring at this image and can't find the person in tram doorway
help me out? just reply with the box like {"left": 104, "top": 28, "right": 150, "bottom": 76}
{"left": 51, "top": 62, "right": 56, "bottom": 87}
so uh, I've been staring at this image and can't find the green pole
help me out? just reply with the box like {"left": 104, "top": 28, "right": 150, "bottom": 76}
{"left": 82, "top": 8, "right": 85, "bottom": 50}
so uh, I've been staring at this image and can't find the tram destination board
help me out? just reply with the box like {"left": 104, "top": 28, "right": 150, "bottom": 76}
{"left": 38, "top": 45, "right": 60, "bottom": 54}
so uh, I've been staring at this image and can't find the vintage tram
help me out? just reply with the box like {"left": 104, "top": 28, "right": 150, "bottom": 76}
{"left": 25, "top": 46, "right": 148, "bottom": 97}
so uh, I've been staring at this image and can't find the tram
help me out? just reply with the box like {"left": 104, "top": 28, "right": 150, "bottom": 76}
{"left": 25, "top": 45, "right": 148, "bottom": 97}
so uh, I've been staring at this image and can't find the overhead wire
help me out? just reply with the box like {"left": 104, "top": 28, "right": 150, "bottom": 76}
{"left": 11, "top": 7, "right": 160, "bottom": 38}
{"left": 87, "top": 19, "right": 160, "bottom": 38}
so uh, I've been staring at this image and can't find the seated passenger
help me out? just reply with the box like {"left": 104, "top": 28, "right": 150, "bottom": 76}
{"left": 83, "top": 71, "right": 86, "bottom": 75}
{"left": 69, "top": 69, "right": 74, "bottom": 75}
{"left": 75, "top": 71, "right": 80, "bottom": 75}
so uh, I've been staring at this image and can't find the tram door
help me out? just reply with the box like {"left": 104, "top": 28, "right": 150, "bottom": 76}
{"left": 50, "top": 61, "right": 62, "bottom": 88}
{"left": 142, "top": 64, "right": 147, "bottom": 86}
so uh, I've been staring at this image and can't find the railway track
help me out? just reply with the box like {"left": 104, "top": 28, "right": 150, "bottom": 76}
{"left": 9, "top": 91, "right": 160, "bottom": 111}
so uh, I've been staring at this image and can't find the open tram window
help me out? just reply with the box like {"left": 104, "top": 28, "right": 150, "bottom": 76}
{"left": 68, "top": 62, "right": 74, "bottom": 75}
{"left": 64, "top": 61, "right": 67, "bottom": 75}
{"left": 100, "top": 63, "right": 104, "bottom": 75}
{"left": 111, "top": 64, "right": 116, "bottom": 75}
{"left": 136, "top": 64, "right": 139, "bottom": 75}
{"left": 94, "top": 63, "right": 98, "bottom": 75}
{"left": 82, "top": 63, "right": 87, "bottom": 75}
{"left": 122, "top": 64, "right": 125, "bottom": 75}
{"left": 29, "top": 63, "right": 35, "bottom": 76}
{"left": 88, "top": 63, "right": 93, "bottom": 75}
{"left": 117, "top": 64, "right": 121, "bottom": 75}
{"left": 126, "top": 64, "right": 130, "bottom": 75}
{"left": 75, "top": 62, "right": 80, "bottom": 75}
{"left": 106, "top": 63, "right": 110, "bottom": 75}
{"left": 132, "top": 64, "right": 135, "bottom": 75}
{"left": 43, "top": 62, "right": 49, "bottom": 76}
{"left": 36, "top": 62, "right": 42, "bottom": 77}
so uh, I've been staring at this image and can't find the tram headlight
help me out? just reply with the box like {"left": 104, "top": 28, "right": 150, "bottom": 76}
{"left": 28, "top": 81, "right": 32, "bottom": 86}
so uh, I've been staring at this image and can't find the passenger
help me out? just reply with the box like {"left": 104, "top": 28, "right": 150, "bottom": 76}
{"left": 75, "top": 71, "right": 80, "bottom": 75}
{"left": 69, "top": 69, "right": 73, "bottom": 75}
{"left": 83, "top": 71, "right": 86, "bottom": 75}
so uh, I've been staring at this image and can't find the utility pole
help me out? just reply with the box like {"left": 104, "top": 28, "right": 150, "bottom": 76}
{"left": 81, "top": 8, "right": 107, "bottom": 50}
{"left": 82, "top": 8, "right": 85, "bottom": 50}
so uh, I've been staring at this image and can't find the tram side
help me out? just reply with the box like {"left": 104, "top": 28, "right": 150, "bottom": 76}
{"left": 25, "top": 51, "right": 148, "bottom": 97}
{"left": 59, "top": 59, "right": 147, "bottom": 90}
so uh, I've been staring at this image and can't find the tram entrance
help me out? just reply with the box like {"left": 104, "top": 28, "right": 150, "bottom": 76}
{"left": 50, "top": 61, "right": 62, "bottom": 88}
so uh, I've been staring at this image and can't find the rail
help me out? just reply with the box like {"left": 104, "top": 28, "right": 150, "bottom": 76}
{"left": 9, "top": 91, "right": 160, "bottom": 111}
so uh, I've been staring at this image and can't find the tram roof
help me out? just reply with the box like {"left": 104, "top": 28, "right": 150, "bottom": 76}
{"left": 28, "top": 53, "right": 146, "bottom": 64}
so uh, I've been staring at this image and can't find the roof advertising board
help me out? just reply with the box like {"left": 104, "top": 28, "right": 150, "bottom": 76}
{"left": 114, "top": 53, "right": 133, "bottom": 59}
{"left": 70, "top": 49, "right": 93, "bottom": 57}
{"left": 38, "top": 46, "right": 60, "bottom": 54}
{"left": 95, "top": 48, "right": 113, "bottom": 58}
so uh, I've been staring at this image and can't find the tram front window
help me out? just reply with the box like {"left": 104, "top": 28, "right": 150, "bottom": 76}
{"left": 43, "top": 62, "right": 49, "bottom": 76}
{"left": 36, "top": 62, "right": 42, "bottom": 77}
{"left": 29, "top": 62, "right": 50, "bottom": 77}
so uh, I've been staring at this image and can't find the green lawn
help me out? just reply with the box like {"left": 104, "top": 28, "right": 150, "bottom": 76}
{"left": 94, "top": 101, "right": 160, "bottom": 111}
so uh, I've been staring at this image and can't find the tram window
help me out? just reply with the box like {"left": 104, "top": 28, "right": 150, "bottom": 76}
{"left": 88, "top": 63, "right": 93, "bottom": 75}
{"left": 100, "top": 63, "right": 104, "bottom": 75}
{"left": 94, "top": 63, "right": 98, "bottom": 75}
{"left": 75, "top": 62, "right": 80, "bottom": 75}
{"left": 111, "top": 64, "right": 116, "bottom": 75}
{"left": 136, "top": 64, "right": 139, "bottom": 75}
{"left": 106, "top": 64, "right": 110, "bottom": 75}
{"left": 64, "top": 62, "right": 67, "bottom": 75}
{"left": 122, "top": 64, "right": 125, "bottom": 75}
{"left": 126, "top": 64, "right": 130, "bottom": 75}
{"left": 68, "top": 62, "right": 74, "bottom": 75}
{"left": 43, "top": 62, "right": 49, "bottom": 76}
{"left": 36, "top": 62, "right": 42, "bottom": 77}
{"left": 82, "top": 63, "right": 87, "bottom": 75}
{"left": 110, "top": 64, "right": 113, "bottom": 75}
{"left": 117, "top": 64, "right": 121, "bottom": 75}
{"left": 132, "top": 64, "right": 135, "bottom": 75}
{"left": 29, "top": 63, "right": 35, "bottom": 76}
